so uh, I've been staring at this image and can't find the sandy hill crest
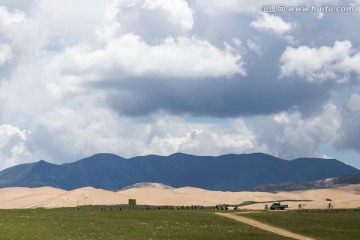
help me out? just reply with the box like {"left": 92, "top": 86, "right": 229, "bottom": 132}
{"left": 121, "top": 182, "right": 174, "bottom": 190}
{"left": 0, "top": 184, "right": 359, "bottom": 210}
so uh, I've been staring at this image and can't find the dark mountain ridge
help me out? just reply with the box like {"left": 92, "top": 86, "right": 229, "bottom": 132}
{"left": 0, "top": 153, "right": 358, "bottom": 191}
{"left": 252, "top": 173, "right": 360, "bottom": 192}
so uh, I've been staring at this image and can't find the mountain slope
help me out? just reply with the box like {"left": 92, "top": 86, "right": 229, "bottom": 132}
{"left": 0, "top": 153, "right": 358, "bottom": 191}
{"left": 252, "top": 173, "right": 360, "bottom": 192}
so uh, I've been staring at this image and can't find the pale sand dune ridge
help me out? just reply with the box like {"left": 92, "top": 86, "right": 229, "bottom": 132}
{"left": 0, "top": 184, "right": 360, "bottom": 210}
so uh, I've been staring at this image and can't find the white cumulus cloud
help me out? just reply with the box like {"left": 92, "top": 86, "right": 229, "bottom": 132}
{"left": 142, "top": 0, "right": 193, "bottom": 30}
{"left": 251, "top": 13, "right": 294, "bottom": 36}
{"left": 0, "top": 6, "right": 25, "bottom": 28}
{"left": 250, "top": 104, "right": 341, "bottom": 159}
{"left": 280, "top": 41, "right": 360, "bottom": 82}
{"left": 30, "top": 105, "right": 263, "bottom": 163}
{"left": 51, "top": 33, "right": 245, "bottom": 80}
{"left": 335, "top": 94, "right": 360, "bottom": 153}
{"left": 0, "top": 124, "right": 31, "bottom": 169}
{"left": 0, "top": 43, "right": 12, "bottom": 66}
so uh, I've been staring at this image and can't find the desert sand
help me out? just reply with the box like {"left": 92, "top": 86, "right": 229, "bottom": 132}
{"left": 0, "top": 184, "right": 360, "bottom": 210}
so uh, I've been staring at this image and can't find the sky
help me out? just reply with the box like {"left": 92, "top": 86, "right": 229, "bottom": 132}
{"left": 0, "top": 0, "right": 360, "bottom": 170}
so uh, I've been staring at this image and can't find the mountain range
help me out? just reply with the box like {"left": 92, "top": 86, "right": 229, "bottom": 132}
{"left": 252, "top": 173, "right": 360, "bottom": 192}
{"left": 0, "top": 153, "right": 358, "bottom": 191}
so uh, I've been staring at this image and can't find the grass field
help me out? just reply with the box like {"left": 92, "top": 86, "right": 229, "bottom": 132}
{"left": 0, "top": 207, "right": 287, "bottom": 240}
{"left": 244, "top": 209, "right": 360, "bottom": 240}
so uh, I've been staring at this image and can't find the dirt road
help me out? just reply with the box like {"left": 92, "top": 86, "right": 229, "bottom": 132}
{"left": 216, "top": 213, "right": 315, "bottom": 240}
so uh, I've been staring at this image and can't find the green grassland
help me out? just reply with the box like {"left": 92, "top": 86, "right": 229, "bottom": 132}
{"left": 0, "top": 207, "right": 287, "bottom": 240}
{"left": 244, "top": 209, "right": 360, "bottom": 240}
{"left": 3, "top": 206, "right": 359, "bottom": 239}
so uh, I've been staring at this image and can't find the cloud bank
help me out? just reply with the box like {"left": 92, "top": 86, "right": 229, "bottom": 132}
{"left": 0, "top": 0, "right": 360, "bottom": 169}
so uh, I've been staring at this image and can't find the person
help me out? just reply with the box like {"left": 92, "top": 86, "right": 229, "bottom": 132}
{"left": 264, "top": 204, "right": 268, "bottom": 210}
{"left": 328, "top": 202, "right": 333, "bottom": 209}
{"left": 298, "top": 203, "right": 302, "bottom": 209}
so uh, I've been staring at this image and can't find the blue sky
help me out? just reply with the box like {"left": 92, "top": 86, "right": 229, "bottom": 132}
{"left": 0, "top": 0, "right": 360, "bottom": 169}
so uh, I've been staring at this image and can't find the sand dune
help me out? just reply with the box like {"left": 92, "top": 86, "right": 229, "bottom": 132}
{"left": 0, "top": 184, "right": 360, "bottom": 210}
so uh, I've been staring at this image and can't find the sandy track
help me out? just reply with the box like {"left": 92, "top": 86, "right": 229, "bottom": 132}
{"left": 216, "top": 213, "right": 314, "bottom": 240}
